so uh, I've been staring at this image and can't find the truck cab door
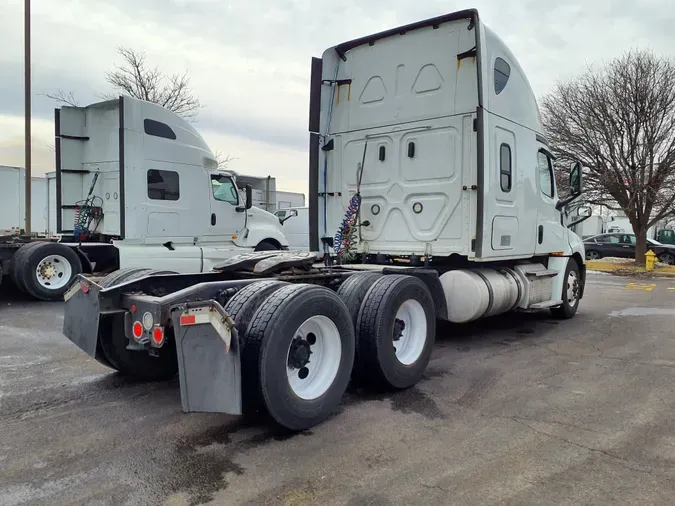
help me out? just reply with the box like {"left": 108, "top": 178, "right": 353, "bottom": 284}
{"left": 205, "top": 173, "right": 246, "bottom": 243}
{"left": 534, "top": 149, "right": 567, "bottom": 254}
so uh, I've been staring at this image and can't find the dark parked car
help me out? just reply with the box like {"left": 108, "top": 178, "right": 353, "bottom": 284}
{"left": 584, "top": 233, "right": 675, "bottom": 264}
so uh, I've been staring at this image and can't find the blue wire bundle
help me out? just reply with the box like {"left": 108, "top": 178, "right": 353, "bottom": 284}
{"left": 334, "top": 193, "right": 361, "bottom": 258}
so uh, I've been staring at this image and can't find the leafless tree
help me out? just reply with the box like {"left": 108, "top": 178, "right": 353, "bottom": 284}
{"left": 41, "top": 89, "right": 80, "bottom": 107}
{"left": 541, "top": 49, "right": 675, "bottom": 264}
{"left": 43, "top": 46, "right": 202, "bottom": 121}
{"left": 101, "top": 47, "right": 202, "bottom": 120}
{"left": 214, "top": 149, "right": 237, "bottom": 170}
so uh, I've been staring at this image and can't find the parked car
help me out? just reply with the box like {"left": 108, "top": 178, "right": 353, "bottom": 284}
{"left": 583, "top": 233, "right": 675, "bottom": 264}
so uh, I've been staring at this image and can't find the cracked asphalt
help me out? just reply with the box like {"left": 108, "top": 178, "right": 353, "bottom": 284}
{"left": 2, "top": 272, "right": 675, "bottom": 505}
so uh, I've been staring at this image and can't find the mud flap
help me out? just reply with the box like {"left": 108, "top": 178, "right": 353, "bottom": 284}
{"left": 171, "top": 303, "right": 242, "bottom": 416}
{"left": 62, "top": 279, "right": 102, "bottom": 359}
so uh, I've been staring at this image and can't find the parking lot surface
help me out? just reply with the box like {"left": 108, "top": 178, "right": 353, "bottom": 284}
{"left": 2, "top": 273, "right": 675, "bottom": 505}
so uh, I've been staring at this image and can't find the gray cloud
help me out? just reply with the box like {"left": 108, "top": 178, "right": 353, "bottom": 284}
{"left": 2, "top": 0, "right": 675, "bottom": 160}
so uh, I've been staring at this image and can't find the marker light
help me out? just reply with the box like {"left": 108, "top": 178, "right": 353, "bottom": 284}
{"left": 132, "top": 321, "right": 143, "bottom": 340}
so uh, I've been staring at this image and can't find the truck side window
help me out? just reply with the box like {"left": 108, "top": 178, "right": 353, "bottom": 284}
{"left": 494, "top": 57, "right": 511, "bottom": 95}
{"left": 499, "top": 143, "right": 512, "bottom": 192}
{"left": 537, "top": 151, "right": 554, "bottom": 198}
{"left": 147, "top": 169, "right": 180, "bottom": 201}
{"left": 211, "top": 175, "right": 239, "bottom": 205}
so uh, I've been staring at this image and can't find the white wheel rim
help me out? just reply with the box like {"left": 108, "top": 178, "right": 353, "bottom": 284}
{"left": 286, "top": 315, "right": 342, "bottom": 400}
{"left": 393, "top": 299, "right": 427, "bottom": 365}
{"left": 35, "top": 254, "right": 73, "bottom": 290}
{"left": 566, "top": 270, "right": 579, "bottom": 306}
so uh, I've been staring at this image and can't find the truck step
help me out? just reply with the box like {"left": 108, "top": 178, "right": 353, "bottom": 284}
{"left": 522, "top": 269, "right": 558, "bottom": 278}
{"left": 529, "top": 300, "right": 563, "bottom": 309}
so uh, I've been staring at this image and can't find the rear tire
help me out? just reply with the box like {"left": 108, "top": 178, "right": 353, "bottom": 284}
{"left": 659, "top": 252, "right": 675, "bottom": 265}
{"left": 356, "top": 275, "right": 436, "bottom": 390}
{"left": 223, "top": 280, "right": 289, "bottom": 348}
{"left": 18, "top": 242, "right": 83, "bottom": 301}
{"left": 242, "top": 284, "right": 355, "bottom": 431}
{"left": 337, "top": 272, "right": 383, "bottom": 326}
{"left": 96, "top": 268, "right": 178, "bottom": 380}
{"left": 11, "top": 242, "right": 44, "bottom": 293}
{"left": 586, "top": 250, "right": 601, "bottom": 260}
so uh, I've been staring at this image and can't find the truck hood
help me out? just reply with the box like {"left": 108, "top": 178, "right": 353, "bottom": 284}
{"left": 248, "top": 206, "right": 284, "bottom": 229}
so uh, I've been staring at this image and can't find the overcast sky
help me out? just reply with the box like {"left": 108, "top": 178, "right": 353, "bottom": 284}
{"left": 1, "top": 0, "right": 674, "bottom": 195}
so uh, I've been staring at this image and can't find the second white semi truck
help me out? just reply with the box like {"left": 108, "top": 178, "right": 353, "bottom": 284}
{"left": 0, "top": 99, "right": 289, "bottom": 300}
{"left": 61, "top": 9, "right": 587, "bottom": 432}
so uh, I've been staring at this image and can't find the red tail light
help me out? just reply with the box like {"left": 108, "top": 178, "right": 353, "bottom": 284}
{"left": 132, "top": 321, "right": 143, "bottom": 340}
{"left": 152, "top": 327, "right": 165, "bottom": 346}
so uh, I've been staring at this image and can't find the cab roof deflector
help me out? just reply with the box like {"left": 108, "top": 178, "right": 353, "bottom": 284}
{"left": 334, "top": 8, "right": 479, "bottom": 61}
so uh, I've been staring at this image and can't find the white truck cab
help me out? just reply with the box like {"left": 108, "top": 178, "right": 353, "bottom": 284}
{"left": 54, "top": 96, "right": 289, "bottom": 276}
{"left": 1, "top": 96, "right": 290, "bottom": 301}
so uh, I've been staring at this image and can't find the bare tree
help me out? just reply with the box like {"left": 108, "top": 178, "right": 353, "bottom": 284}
{"left": 214, "top": 149, "right": 237, "bottom": 170}
{"left": 541, "top": 49, "right": 675, "bottom": 264}
{"left": 41, "top": 89, "right": 80, "bottom": 107}
{"left": 101, "top": 47, "right": 202, "bottom": 120}
{"left": 43, "top": 46, "right": 202, "bottom": 121}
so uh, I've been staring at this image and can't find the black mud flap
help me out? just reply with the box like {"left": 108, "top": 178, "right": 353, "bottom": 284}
{"left": 62, "top": 277, "right": 102, "bottom": 360}
{"left": 171, "top": 302, "right": 242, "bottom": 416}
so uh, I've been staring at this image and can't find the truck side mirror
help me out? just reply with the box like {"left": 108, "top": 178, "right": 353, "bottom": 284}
{"left": 236, "top": 184, "right": 253, "bottom": 212}
{"left": 569, "top": 161, "right": 583, "bottom": 196}
{"left": 245, "top": 184, "right": 253, "bottom": 209}
{"left": 577, "top": 205, "right": 592, "bottom": 217}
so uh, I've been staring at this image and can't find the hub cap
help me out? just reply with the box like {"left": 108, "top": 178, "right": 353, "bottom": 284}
{"left": 35, "top": 254, "right": 72, "bottom": 290}
{"left": 286, "top": 315, "right": 342, "bottom": 400}
{"left": 392, "top": 299, "right": 427, "bottom": 365}
{"left": 566, "top": 270, "right": 579, "bottom": 306}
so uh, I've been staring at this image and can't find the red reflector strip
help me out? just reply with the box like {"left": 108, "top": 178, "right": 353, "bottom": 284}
{"left": 180, "top": 314, "right": 196, "bottom": 325}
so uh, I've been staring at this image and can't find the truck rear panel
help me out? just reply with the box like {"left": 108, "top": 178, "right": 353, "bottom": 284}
{"left": 56, "top": 98, "right": 123, "bottom": 237}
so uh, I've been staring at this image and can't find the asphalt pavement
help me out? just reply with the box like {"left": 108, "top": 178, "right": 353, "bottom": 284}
{"left": 2, "top": 273, "right": 675, "bottom": 505}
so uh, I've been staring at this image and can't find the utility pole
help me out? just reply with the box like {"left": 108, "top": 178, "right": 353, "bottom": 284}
{"left": 24, "top": 0, "right": 32, "bottom": 236}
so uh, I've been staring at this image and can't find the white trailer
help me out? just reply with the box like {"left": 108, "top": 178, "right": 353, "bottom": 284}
{"left": 0, "top": 165, "right": 49, "bottom": 236}
{"left": 0, "top": 98, "right": 290, "bottom": 300}
{"left": 61, "top": 9, "right": 587, "bottom": 433}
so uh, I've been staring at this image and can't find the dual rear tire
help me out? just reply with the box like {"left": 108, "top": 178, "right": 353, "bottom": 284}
{"left": 11, "top": 242, "right": 83, "bottom": 301}
{"left": 224, "top": 273, "right": 436, "bottom": 431}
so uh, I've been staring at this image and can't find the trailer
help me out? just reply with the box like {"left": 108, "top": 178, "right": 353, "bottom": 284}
{"left": 0, "top": 165, "right": 49, "bottom": 236}
{"left": 61, "top": 9, "right": 587, "bottom": 432}
{"left": 0, "top": 99, "right": 290, "bottom": 301}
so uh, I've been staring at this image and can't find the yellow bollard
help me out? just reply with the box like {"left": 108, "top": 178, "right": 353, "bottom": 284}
{"left": 645, "top": 250, "right": 657, "bottom": 271}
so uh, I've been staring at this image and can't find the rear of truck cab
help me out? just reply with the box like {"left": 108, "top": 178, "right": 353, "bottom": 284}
{"left": 310, "top": 9, "right": 579, "bottom": 265}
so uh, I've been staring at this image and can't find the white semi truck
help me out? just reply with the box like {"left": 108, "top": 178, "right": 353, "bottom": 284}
{"left": 61, "top": 9, "right": 587, "bottom": 432}
{"left": 0, "top": 98, "right": 289, "bottom": 300}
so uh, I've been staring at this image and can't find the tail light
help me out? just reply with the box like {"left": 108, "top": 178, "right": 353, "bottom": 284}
{"left": 151, "top": 326, "right": 165, "bottom": 347}
{"left": 132, "top": 321, "right": 143, "bottom": 340}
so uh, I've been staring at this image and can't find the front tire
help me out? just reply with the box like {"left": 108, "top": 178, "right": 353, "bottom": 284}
{"left": 586, "top": 250, "right": 601, "bottom": 260}
{"left": 550, "top": 258, "right": 581, "bottom": 319}
{"left": 242, "top": 284, "right": 355, "bottom": 431}
{"left": 356, "top": 275, "right": 436, "bottom": 390}
{"left": 254, "top": 240, "right": 280, "bottom": 251}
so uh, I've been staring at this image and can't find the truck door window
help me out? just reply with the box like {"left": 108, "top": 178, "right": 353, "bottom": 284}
{"left": 499, "top": 143, "right": 512, "bottom": 192}
{"left": 147, "top": 169, "right": 180, "bottom": 201}
{"left": 537, "top": 151, "right": 554, "bottom": 198}
{"left": 211, "top": 175, "right": 239, "bottom": 205}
